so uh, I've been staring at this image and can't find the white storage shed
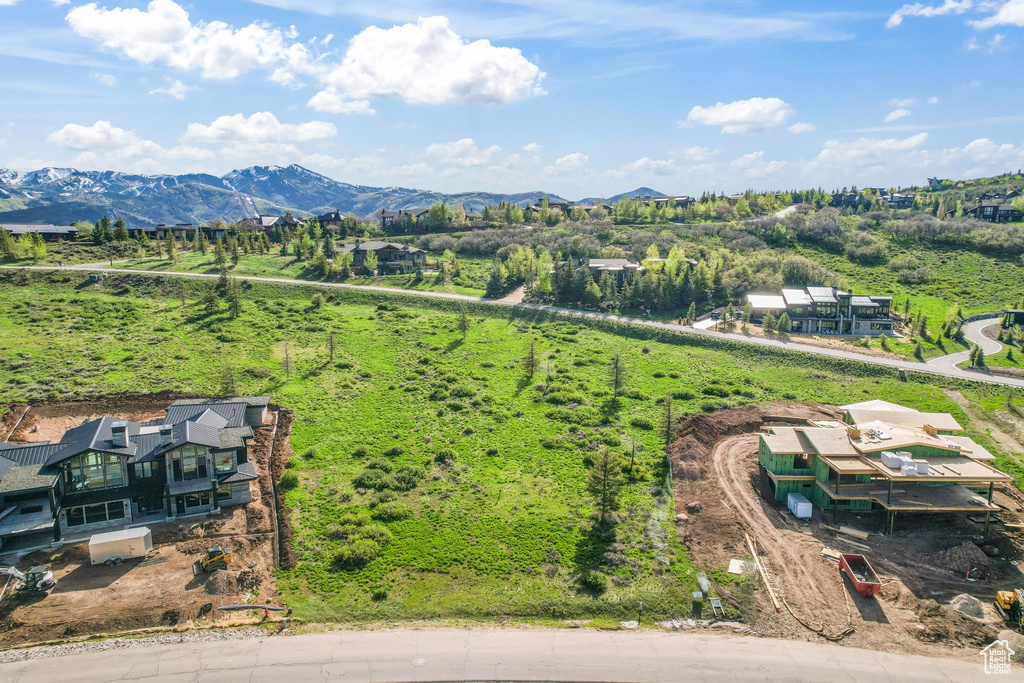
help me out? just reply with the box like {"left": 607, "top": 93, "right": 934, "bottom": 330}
{"left": 787, "top": 493, "right": 813, "bottom": 519}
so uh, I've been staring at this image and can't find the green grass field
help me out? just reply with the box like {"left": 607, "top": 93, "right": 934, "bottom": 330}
{"left": 0, "top": 270, "right": 1021, "bottom": 624}
{"left": 116, "top": 250, "right": 492, "bottom": 297}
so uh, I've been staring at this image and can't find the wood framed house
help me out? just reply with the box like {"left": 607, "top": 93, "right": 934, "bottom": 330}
{"left": 758, "top": 400, "right": 1009, "bottom": 532}
{"left": 334, "top": 240, "right": 427, "bottom": 273}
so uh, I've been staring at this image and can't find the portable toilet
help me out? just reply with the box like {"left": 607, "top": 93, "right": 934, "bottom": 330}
{"left": 787, "top": 493, "right": 812, "bottom": 519}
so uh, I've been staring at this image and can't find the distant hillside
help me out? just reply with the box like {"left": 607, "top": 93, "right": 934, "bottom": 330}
{"left": 0, "top": 164, "right": 576, "bottom": 226}
{"left": 579, "top": 187, "right": 666, "bottom": 205}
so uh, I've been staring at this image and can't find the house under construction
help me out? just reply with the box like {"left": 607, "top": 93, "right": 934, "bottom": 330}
{"left": 758, "top": 399, "right": 1010, "bottom": 532}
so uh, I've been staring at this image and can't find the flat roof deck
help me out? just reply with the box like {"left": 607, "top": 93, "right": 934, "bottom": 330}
{"left": 816, "top": 480, "right": 998, "bottom": 512}
{"left": 862, "top": 454, "right": 1011, "bottom": 483}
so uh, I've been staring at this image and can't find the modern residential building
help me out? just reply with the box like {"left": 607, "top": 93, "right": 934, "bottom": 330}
{"left": 1004, "top": 309, "right": 1024, "bottom": 327}
{"left": 237, "top": 213, "right": 303, "bottom": 231}
{"left": 378, "top": 209, "right": 429, "bottom": 231}
{"left": 585, "top": 258, "right": 644, "bottom": 286}
{"left": 965, "top": 200, "right": 1024, "bottom": 223}
{"left": 316, "top": 210, "right": 347, "bottom": 231}
{"left": 746, "top": 286, "right": 894, "bottom": 336}
{"left": 0, "top": 223, "right": 78, "bottom": 241}
{"left": 334, "top": 240, "right": 427, "bottom": 273}
{"left": 0, "top": 397, "right": 268, "bottom": 551}
{"left": 758, "top": 400, "right": 1009, "bottom": 531}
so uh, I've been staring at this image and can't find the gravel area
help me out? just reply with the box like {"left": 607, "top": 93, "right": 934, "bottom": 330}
{"left": 0, "top": 628, "right": 269, "bottom": 664}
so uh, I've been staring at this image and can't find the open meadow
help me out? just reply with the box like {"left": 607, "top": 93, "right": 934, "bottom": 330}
{"left": 1, "top": 270, "right": 1022, "bottom": 626}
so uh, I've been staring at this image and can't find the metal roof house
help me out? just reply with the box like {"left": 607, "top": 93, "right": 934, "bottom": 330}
{"left": 747, "top": 287, "right": 894, "bottom": 336}
{"left": 0, "top": 224, "right": 78, "bottom": 241}
{"left": 334, "top": 241, "right": 427, "bottom": 273}
{"left": 758, "top": 401, "right": 1010, "bottom": 532}
{"left": 0, "top": 397, "right": 269, "bottom": 551}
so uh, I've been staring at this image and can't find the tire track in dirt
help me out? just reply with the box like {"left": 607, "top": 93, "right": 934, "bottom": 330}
{"left": 712, "top": 434, "right": 850, "bottom": 635}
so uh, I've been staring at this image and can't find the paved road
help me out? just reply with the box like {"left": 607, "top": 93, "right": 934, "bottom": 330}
{"left": 0, "top": 628, "right": 996, "bottom": 682}
{"left": 4, "top": 264, "right": 1024, "bottom": 390}
{"left": 927, "top": 317, "right": 1004, "bottom": 371}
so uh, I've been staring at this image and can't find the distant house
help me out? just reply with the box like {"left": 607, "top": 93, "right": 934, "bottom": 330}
{"left": 0, "top": 223, "right": 78, "bottom": 242}
{"left": 927, "top": 177, "right": 943, "bottom": 190}
{"left": 0, "top": 397, "right": 268, "bottom": 550}
{"left": 378, "top": 209, "right": 429, "bottom": 231}
{"left": 650, "top": 196, "right": 695, "bottom": 209}
{"left": 965, "top": 200, "right": 1023, "bottom": 223}
{"left": 585, "top": 258, "right": 644, "bottom": 286}
{"left": 1005, "top": 309, "right": 1024, "bottom": 327}
{"left": 238, "top": 212, "right": 303, "bottom": 232}
{"left": 316, "top": 210, "right": 347, "bottom": 231}
{"left": 335, "top": 240, "right": 427, "bottom": 273}
{"left": 747, "top": 286, "right": 894, "bottom": 336}
{"left": 880, "top": 193, "right": 916, "bottom": 209}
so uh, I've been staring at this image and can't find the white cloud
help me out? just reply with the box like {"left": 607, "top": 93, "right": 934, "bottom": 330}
{"left": 815, "top": 133, "right": 929, "bottom": 165}
{"left": 988, "top": 33, "right": 1006, "bottom": 52}
{"left": 0, "top": 0, "right": 20, "bottom": 5}
{"left": 424, "top": 138, "right": 501, "bottom": 167}
{"left": 604, "top": 157, "right": 676, "bottom": 179}
{"left": 308, "top": 16, "right": 544, "bottom": 113}
{"left": 966, "top": 36, "right": 980, "bottom": 50}
{"left": 89, "top": 71, "right": 118, "bottom": 87}
{"left": 149, "top": 78, "right": 195, "bottom": 100}
{"left": 927, "top": 96, "right": 940, "bottom": 104}
{"left": 522, "top": 142, "right": 541, "bottom": 152}
{"left": 964, "top": 79, "right": 981, "bottom": 88}
{"left": 886, "top": 1, "right": 973, "bottom": 29}
{"left": 685, "top": 97, "right": 794, "bottom": 134}
{"left": 885, "top": 109, "right": 912, "bottom": 122}
{"left": 304, "top": 92, "right": 375, "bottom": 115}
{"left": 47, "top": 120, "right": 210, "bottom": 164}
{"left": 546, "top": 152, "right": 588, "bottom": 174}
{"left": 681, "top": 146, "right": 719, "bottom": 162}
{"left": 728, "top": 151, "right": 787, "bottom": 178}
{"left": 66, "top": 0, "right": 319, "bottom": 82}
{"left": 788, "top": 122, "right": 816, "bottom": 134}
{"left": 889, "top": 97, "right": 916, "bottom": 107}
{"left": 970, "top": 0, "right": 1024, "bottom": 28}
{"left": 183, "top": 112, "right": 336, "bottom": 144}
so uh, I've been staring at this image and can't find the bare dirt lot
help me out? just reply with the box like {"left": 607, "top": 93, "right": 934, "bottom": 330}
{"left": 669, "top": 403, "right": 1024, "bottom": 662}
{"left": 0, "top": 398, "right": 288, "bottom": 649}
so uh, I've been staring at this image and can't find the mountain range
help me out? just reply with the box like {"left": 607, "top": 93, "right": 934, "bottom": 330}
{"left": 0, "top": 164, "right": 664, "bottom": 227}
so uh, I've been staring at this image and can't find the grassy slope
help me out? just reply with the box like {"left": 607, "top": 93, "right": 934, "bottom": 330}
{"left": 0, "top": 272, "right": 1021, "bottom": 624}
{"left": 117, "top": 250, "right": 492, "bottom": 297}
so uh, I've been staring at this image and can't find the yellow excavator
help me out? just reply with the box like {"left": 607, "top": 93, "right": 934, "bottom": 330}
{"left": 995, "top": 589, "right": 1024, "bottom": 631}
{"left": 193, "top": 546, "right": 233, "bottom": 575}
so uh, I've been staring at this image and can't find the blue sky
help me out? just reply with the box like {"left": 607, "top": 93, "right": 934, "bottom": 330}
{"left": 1, "top": 0, "right": 1022, "bottom": 199}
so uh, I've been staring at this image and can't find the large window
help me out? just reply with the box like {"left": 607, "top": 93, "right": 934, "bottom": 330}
{"left": 65, "top": 501, "right": 126, "bottom": 527}
{"left": 214, "top": 451, "right": 234, "bottom": 473}
{"left": 217, "top": 484, "right": 233, "bottom": 502}
{"left": 180, "top": 491, "right": 211, "bottom": 509}
{"left": 171, "top": 445, "right": 208, "bottom": 482}
{"left": 63, "top": 452, "right": 124, "bottom": 492}
{"left": 133, "top": 462, "right": 156, "bottom": 479}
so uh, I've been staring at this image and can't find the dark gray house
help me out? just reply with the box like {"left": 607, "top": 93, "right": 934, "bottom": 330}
{"left": 335, "top": 241, "right": 427, "bottom": 273}
{"left": 0, "top": 397, "right": 268, "bottom": 550}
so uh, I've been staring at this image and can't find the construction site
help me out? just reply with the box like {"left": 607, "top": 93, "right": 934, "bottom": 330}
{"left": 668, "top": 401, "right": 1024, "bottom": 662}
{"left": 0, "top": 395, "right": 295, "bottom": 649}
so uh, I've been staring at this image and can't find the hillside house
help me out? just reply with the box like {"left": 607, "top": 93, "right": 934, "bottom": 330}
{"left": 0, "top": 397, "right": 268, "bottom": 551}
{"left": 238, "top": 213, "right": 303, "bottom": 232}
{"left": 0, "top": 224, "right": 78, "bottom": 241}
{"left": 585, "top": 258, "right": 644, "bottom": 286}
{"left": 747, "top": 287, "right": 893, "bottom": 335}
{"left": 378, "top": 209, "right": 429, "bottom": 231}
{"left": 1005, "top": 309, "right": 1024, "bottom": 327}
{"left": 965, "top": 200, "right": 1023, "bottom": 223}
{"left": 880, "top": 193, "right": 916, "bottom": 209}
{"left": 758, "top": 400, "right": 1009, "bottom": 532}
{"left": 316, "top": 210, "right": 347, "bottom": 231}
{"left": 334, "top": 240, "right": 426, "bottom": 273}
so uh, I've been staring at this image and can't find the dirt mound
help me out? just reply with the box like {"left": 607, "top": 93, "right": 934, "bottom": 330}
{"left": 204, "top": 571, "right": 238, "bottom": 595}
{"left": 932, "top": 541, "right": 1006, "bottom": 579}
{"left": 176, "top": 539, "right": 209, "bottom": 555}
{"left": 915, "top": 598, "right": 997, "bottom": 647}
{"left": 237, "top": 568, "right": 262, "bottom": 591}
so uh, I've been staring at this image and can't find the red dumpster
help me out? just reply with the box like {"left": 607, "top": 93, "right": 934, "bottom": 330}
{"left": 839, "top": 553, "right": 882, "bottom": 597}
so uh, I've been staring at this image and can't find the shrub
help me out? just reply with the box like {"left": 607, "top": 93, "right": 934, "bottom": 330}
{"left": 365, "top": 457, "right": 393, "bottom": 472}
{"left": 371, "top": 501, "right": 413, "bottom": 521}
{"left": 434, "top": 447, "right": 458, "bottom": 462}
{"left": 390, "top": 464, "right": 422, "bottom": 490}
{"left": 280, "top": 471, "right": 299, "bottom": 490}
{"left": 672, "top": 389, "right": 696, "bottom": 400}
{"left": 629, "top": 416, "right": 655, "bottom": 430}
{"left": 302, "top": 447, "right": 318, "bottom": 459}
{"left": 359, "top": 522, "right": 393, "bottom": 546}
{"left": 352, "top": 445, "right": 368, "bottom": 457}
{"left": 701, "top": 385, "right": 730, "bottom": 398}
{"left": 333, "top": 539, "right": 381, "bottom": 569}
{"left": 353, "top": 468, "right": 392, "bottom": 490}
{"left": 429, "top": 388, "right": 450, "bottom": 401}
{"left": 384, "top": 446, "right": 405, "bottom": 457}
{"left": 579, "top": 570, "right": 608, "bottom": 593}
{"left": 451, "top": 385, "right": 477, "bottom": 398}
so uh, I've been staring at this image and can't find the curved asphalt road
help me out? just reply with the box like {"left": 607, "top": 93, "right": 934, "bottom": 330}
{"left": 0, "top": 628, "right": 995, "bottom": 682}
{"left": 927, "top": 317, "right": 1004, "bottom": 371}
{"left": 3, "top": 264, "right": 1024, "bottom": 390}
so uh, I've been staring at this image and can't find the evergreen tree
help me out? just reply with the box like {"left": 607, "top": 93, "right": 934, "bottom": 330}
{"left": 587, "top": 447, "right": 624, "bottom": 524}
{"left": 762, "top": 310, "right": 777, "bottom": 333}
{"left": 214, "top": 239, "right": 226, "bottom": 267}
{"left": 362, "top": 249, "right": 378, "bottom": 275}
{"left": 165, "top": 231, "right": 177, "bottom": 261}
{"left": 226, "top": 277, "right": 242, "bottom": 319}
{"left": 113, "top": 217, "right": 129, "bottom": 242}
{"left": 0, "top": 228, "right": 16, "bottom": 261}
{"left": 608, "top": 352, "right": 626, "bottom": 399}
{"left": 777, "top": 312, "right": 791, "bottom": 334}
{"left": 458, "top": 306, "right": 470, "bottom": 340}
{"left": 485, "top": 258, "right": 508, "bottom": 298}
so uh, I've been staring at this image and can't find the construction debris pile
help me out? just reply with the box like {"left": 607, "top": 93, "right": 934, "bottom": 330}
{"left": 932, "top": 541, "right": 1011, "bottom": 580}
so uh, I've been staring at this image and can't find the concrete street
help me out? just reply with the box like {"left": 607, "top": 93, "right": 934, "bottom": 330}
{"left": 4, "top": 265, "right": 1023, "bottom": 389}
{"left": 0, "top": 628, "right": 998, "bottom": 682}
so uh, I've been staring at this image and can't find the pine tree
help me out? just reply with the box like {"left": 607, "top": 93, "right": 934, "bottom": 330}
{"left": 226, "top": 277, "right": 242, "bottom": 319}
{"left": 587, "top": 447, "right": 623, "bottom": 524}
{"left": 458, "top": 307, "right": 470, "bottom": 340}
{"left": 608, "top": 352, "right": 626, "bottom": 399}
{"left": 113, "top": 217, "right": 129, "bottom": 242}
{"left": 485, "top": 259, "right": 507, "bottom": 298}
{"left": 524, "top": 338, "right": 536, "bottom": 378}
{"left": 777, "top": 312, "right": 791, "bottom": 334}
{"left": 165, "top": 231, "right": 177, "bottom": 261}
{"left": 762, "top": 310, "right": 777, "bottom": 333}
